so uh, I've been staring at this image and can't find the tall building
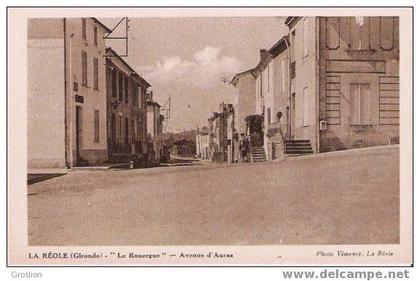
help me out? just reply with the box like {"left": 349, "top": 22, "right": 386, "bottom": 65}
{"left": 231, "top": 16, "right": 400, "bottom": 162}
{"left": 105, "top": 47, "right": 150, "bottom": 166}
{"left": 28, "top": 18, "right": 111, "bottom": 168}
{"left": 286, "top": 16, "right": 399, "bottom": 153}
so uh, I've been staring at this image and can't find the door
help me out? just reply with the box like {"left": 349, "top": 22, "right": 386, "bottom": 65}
{"left": 110, "top": 113, "right": 116, "bottom": 155}
{"left": 124, "top": 118, "right": 129, "bottom": 151}
{"left": 75, "top": 106, "right": 82, "bottom": 161}
{"left": 248, "top": 115, "right": 264, "bottom": 147}
{"left": 290, "top": 93, "right": 296, "bottom": 139}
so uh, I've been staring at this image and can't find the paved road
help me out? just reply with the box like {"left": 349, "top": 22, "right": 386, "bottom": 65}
{"left": 28, "top": 146, "right": 399, "bottom": 246}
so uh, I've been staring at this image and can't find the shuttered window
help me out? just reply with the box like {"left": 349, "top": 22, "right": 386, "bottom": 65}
{"left": 281, "top": 59, "right": 287, "bottom": 93}
{"left": 112, "top": 69, "right": 117, "bottom": 97}
{"left": 350, "top": 83, "right": 371, "bottom": 125}
{"left": 380, "top": 17, "right": 394, "bottom": 50}
{"left": 93, "top": 57, "right": 98, "bottom": 90}
{"left": 125, "top": 77, "right": 129, "bottom": 104}
{"left": 118, "top": 73, "right": 123, "bottom": 101}
{"left": 303, "top": 19, "right": 309, "bottom": 57}
{"left": 82, "top": 18, "right": 87, "bottom": 40}
{"left": 303, "top": 87, "right": 309, "bottom": 127}
{"left": 327, "top": 17, "right": 340, "bottom": 49}
{"left": 350, "top": 16, "right": 370, "bottom": 51}
{"left": 94, "top": 110, "right": 100, "bottom": 143}
{"left": 82, "top": 51, "right": 88, "bottom": 86}
{"left": 93, "top": 26, "right": 98, "bottom": 46}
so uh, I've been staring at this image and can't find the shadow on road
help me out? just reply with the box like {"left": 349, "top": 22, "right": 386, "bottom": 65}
{"left": 161, "top": 157, "right": 204, "bottom": 167}
{"left": 27, "top": 173, "right": 67, "bottom": 186}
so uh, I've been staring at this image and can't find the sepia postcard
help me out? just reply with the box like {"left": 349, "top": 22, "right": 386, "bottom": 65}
{"left": 7, "top": 7, "right": 413, "bottom": 266}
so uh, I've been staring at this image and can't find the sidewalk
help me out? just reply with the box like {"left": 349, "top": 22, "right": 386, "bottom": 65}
{"left": 279, "top": 144, "right": 399, "bottom": 162}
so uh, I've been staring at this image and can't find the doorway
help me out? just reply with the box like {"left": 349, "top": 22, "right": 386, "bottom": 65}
{"left": 290, "top": 93, "right": 296, "bottom": 140}
{"left": 75, "top": 106, "right": 82, "bottom": 161}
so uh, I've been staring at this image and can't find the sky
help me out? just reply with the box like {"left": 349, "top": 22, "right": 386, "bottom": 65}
{"left": 101, "top": 17, "right": 288, "bottom": 132}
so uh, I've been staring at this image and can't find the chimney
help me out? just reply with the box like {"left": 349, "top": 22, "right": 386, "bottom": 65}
{"left": 260, "top": 49, "right": 268, "bottom": 59}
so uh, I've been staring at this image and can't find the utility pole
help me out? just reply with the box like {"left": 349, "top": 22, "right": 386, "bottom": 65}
{"left": 161, "top": 95, "right": 171, "bottom": 133}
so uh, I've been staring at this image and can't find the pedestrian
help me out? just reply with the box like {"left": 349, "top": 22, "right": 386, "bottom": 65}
{"left": 240, "top": 133, "right": 249, "bottom": 163}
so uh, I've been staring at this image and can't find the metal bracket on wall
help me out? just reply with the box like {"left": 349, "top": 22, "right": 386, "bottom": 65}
{"left": 103, "top": 17, "right": 129, "bottom": 57}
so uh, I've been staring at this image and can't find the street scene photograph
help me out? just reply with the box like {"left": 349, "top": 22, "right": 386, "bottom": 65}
{"left": 25, "top": 14, "right": 402, "bottom": 247}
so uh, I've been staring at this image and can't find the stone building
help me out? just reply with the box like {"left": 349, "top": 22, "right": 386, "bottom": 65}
{"left": 230, "top": 16, "right": 400, "bottom": 162}
{"left": 28, "top": 18, "right": 111, "bottom": 168}
{"left": 286, "top": 16, "right": 399, "bottom": 152}
{"left": 105, "top": 47, "right": 150, "bottom": 166}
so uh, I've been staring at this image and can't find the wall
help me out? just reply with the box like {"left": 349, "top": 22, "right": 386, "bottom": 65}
{"left": 65, "top": 18, "right": 108, "bottom": 165}
{"left": 235, "top": 73, "right": 256, "bottom": 136}
{"left": 289, "top": 17, "right": 319, "bottom": 151}
{"left": 27, "top": 19, "right": 66, "bottom": 168}
{"left": 146, "top": 103, "right": 162, "bottom": 163}
{"left": 106, "top": 52, "right": 149, "bottom": 162}
{"left": 266, "top": 50, "right": 290, "bottom": 160}
{"left": 318, "top": 17, "right": 400, "bottom": 151}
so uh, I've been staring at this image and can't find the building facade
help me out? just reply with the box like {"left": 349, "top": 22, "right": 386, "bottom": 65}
{"left": 231, "top": 70, "right": 256, "bottom": 162}
{"left": 284, "top": 16, "right": 400, "bottom": 153}
{"left": 105, "top": 47, "right": 150, "bottom": 166}
{"left": 317, "top": 16, "right": 400, "bottom": 151}
{"left": 227, "top": 16, "right": 400, "bottom": 163}
{"left": 28, "top": 18, "right": 110, "bottom": 168}
{"left": 146, "top": 98, "right": 164, "bottom": 166}
{"left": 196, "top": 127, "right": 210, "bottom": 160}
{"left": 206, "top": 103, "right": 233, "bottom": 163}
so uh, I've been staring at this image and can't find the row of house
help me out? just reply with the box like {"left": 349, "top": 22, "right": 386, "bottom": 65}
{"left": 28, "top": 18, "right": 164, "bottom": 169}
{"left": 199, "top": 16, "right": 400, "bottom": 163}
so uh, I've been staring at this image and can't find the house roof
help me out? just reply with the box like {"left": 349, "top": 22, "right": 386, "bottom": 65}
{"left": 232, "top": 34, "right": 289, "bottom": 81}
{"left": 91, "top": 18, "right": 112, "bottom": 33}
{"left": 146, "top": 100, "right": 161, "bottom": 107}
{"left": 106, "top": 47, "right": 151, "bottom": 88}
{"left": 230, "top": 68, "right": 255, "bottom": 86}
{"left": 284, "top": 17, "right": 302, "bottom": 28}
{"left": 268, "top": 35, "right": 289, "bottom": 58}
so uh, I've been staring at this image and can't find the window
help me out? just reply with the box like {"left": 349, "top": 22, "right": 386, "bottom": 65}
{"left": 73, "top": 82, "right": 78, "bottom": 92}
{"left": 281, "top": 59, "right": 287, "bottom": 93}
{"left": 326, "top": 17, "right": 340, "bottom": 49}
{"left": 124, "top": 77, "right": 129, "bottom": 103}
{"left": 350, "top": 16, "right": 370, "bottom": 50}
{"left": 303, "top": 87, "right": 309, "bottom": 127}
{"left": 139, "top": 87, "right": 145, "bottom": 108}
{"left": 118, "top": 73, "right": 123, "bottom": 101}
{"left": 81, "top": 51, "right": 88, "bottom": 86}
{"left": 134, "top": 119, "right": 138, "bottom": 141}
{"left": 93, "top": 26, "right": 98, "bottom": 46}
{"left": 131, "top": 120, "right": 135, "bottom": 142}
{"left": 82, "top": 18, "right": 87, "bottom": 40}
{"left": 124, "top": 118, "right": 129, "bottom": 144}
{"left": 119, "top": 116, "right": 122, "bottom": 143}
{"left": 112, "top": 69, "right": 117, "bottom": 97}
{"left": 111, "top": 113, "right": 116, "bottom": 142}
{"left": 303, "top": 19, "right": 309, "bottom": 57}
{"left": 93, "top": 57, "right": 98, "bottom": 90}
{"left": 132, "top": 82, "right": 138, "bottom": 106}
{"left": 291, "top": 30, "right": 296, "bottom": 62}
{"left": 94, "top": 110, "right": 100, "bottom": 143}
{"left": 267, "top": 107, "right": 271, "bottom": 124}
{"left": 350, "top": 83, "right": 371, "bottom": 125}
{"left": 380, "top": 17, "right": 394, "bottom": 50}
